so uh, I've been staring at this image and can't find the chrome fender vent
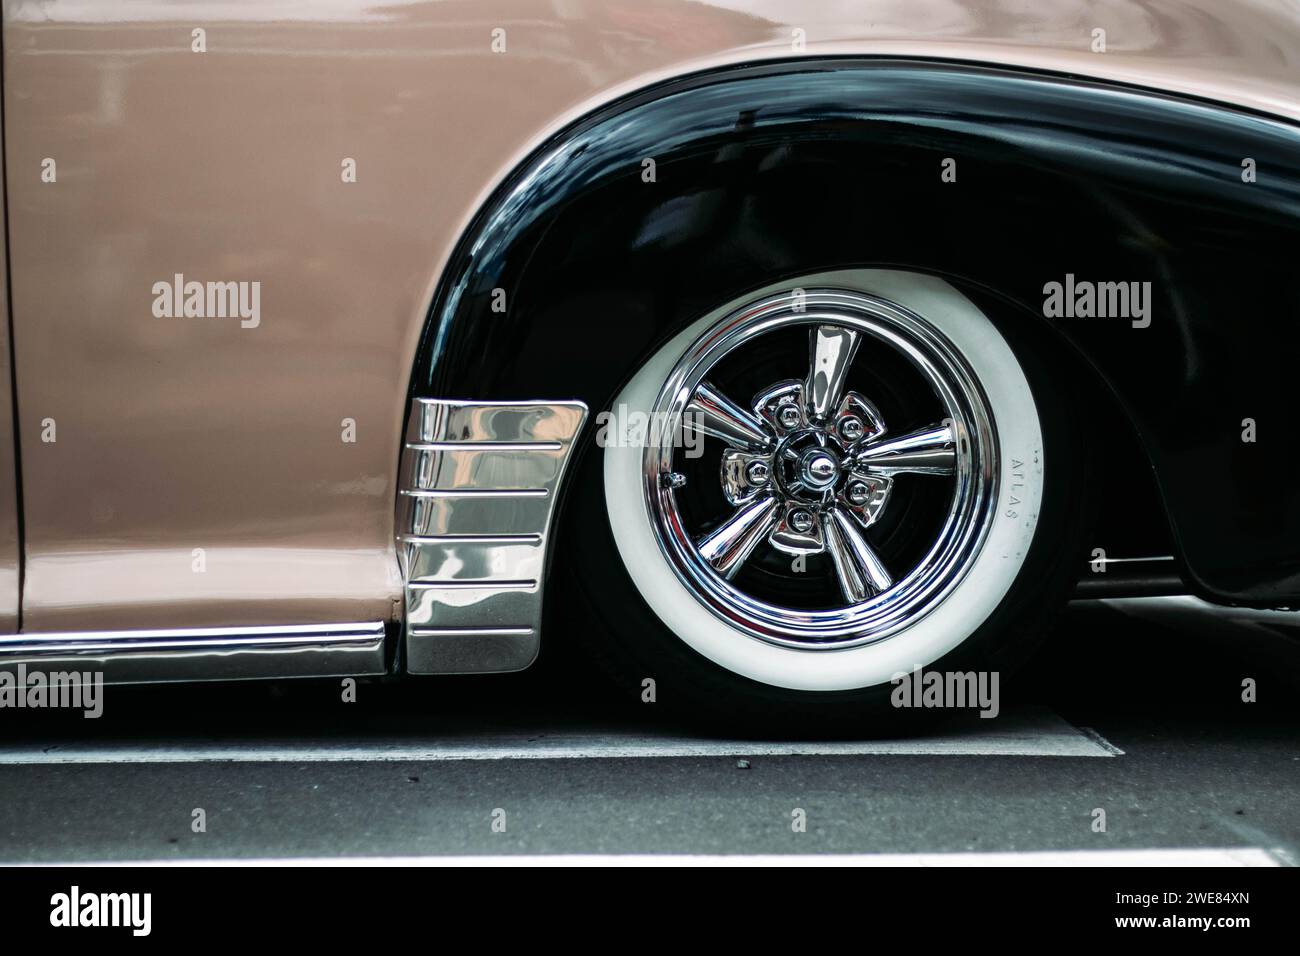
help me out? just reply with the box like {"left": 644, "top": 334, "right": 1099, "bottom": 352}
{"left": 397, "top": 399, "right": 587, "bottom": 673}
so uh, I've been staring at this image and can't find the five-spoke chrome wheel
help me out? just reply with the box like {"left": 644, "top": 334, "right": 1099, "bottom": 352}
{"left": 642, "top": 288, "right": 999, "bottom": 649}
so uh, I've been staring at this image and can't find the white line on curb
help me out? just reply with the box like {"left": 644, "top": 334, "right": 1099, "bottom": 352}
{"left": 0, "top": 708, "right": 1119, "bottom": 763}
{"left": 8, "top": 848, "right": 1278, "bottom": 867}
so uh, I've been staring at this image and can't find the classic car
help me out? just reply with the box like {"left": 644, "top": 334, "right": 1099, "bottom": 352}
{"left": 0, "top": 0, "right": 1297, "bottom": 727}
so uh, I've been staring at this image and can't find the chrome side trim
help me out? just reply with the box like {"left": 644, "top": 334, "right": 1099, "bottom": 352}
{"left": 398, "top": 399, "right": 587, "bottom": 674}
{"left": 1074, "top": 554, "right": 1183, "bottom": 598}
{"left": 0, "top": 622, "right": 386, "bottom": 684}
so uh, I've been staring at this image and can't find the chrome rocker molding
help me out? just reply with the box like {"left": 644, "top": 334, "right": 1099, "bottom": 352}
{"left": 0, "top": 622, "right": 386, "bottom": 684}
{"left": 397, "top": 398, "right": 588, "bottom": 674}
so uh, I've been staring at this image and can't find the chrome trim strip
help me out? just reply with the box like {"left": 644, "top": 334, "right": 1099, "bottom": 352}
{"left": 405, "top": 445, "right": 568, "bottom": 492}
{"left": 405, "top": 627, "right": 539, "bottom": 675}
{"left": 1092, "top": 555, "right": 1176, "bottom": 564}
{"left": 0, "top": 622, "right": 386, "bottom": 684}
{"left": 1074, "top": 554, "right": 1183, "bottom": 599}
{"left": 407, "top": 580, "right": 538, "bottom": 590}
{"left": 398, "top": 399, "right": 586, "bottom": 674}
{"left": 405, "top": 441, "right": 563, "bottom": 452}
{"left": 409, "top": 627, "right": 535, "bottom": 637}
{"left": 399, "top": 533, "right": 543, "bottom": 542}
{"left": 402, "top": 537, "right": 545, "bottom": 584}
{"left": 408, "top": 401, "right": 584, "bottom": 444}
{"left": 400, "top": 488, "right": 550, "bottom": 497}
{"left": 399, "top": 492, "right": 554, "bottom": 537}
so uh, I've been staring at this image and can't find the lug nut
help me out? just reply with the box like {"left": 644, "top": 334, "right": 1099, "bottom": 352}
{"left": 846, "top": 480, "right": 870, "bottom": 506}
{"left": 838, "top": 416, "right": 864, "bottom": 442}
{"left": 661, "top": 472, "right": 687, "bottom": 489}
{"left": 776, "top": 403, "right": 801, "bottom": 430}
{"left": 789, "top": 509, "right": 815, "bottom": 534}
{"left": 745, "top": 460, "right": 770, "bottom": 485}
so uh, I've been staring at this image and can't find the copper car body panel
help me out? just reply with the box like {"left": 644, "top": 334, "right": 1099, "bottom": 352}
{"left": 1, "top": 1, "right": 1298, "bottom": 634}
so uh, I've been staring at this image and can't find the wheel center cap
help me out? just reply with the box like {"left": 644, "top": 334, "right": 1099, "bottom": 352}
{"left": 770, "top": 430, "right": 846, "bottom": 502}
{"left": 799, "top": 450, "right": 839, "bottom": 490}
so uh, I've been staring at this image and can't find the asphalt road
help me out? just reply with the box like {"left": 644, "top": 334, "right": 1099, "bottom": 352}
{"left": 1, "top": 597, "right": 1297, "bottom": 864}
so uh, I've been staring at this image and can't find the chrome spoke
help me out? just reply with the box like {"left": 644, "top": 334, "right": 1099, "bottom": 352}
{"left": 805, "top": 325, "right": 860, "bottom": 423}
{"left": 686, "top": 381, "right": 772, "bottom": 451}
{"left": 697, "top": 496, "right": 780, "bottom": 580}
{"left": 854, "top": 422, "right": 956, "bottom": 476}
{"left": 822, "top": 510, "right": 867, "bottom": 603}
{"left": 827, "top": 508, "right": 893, "bottom": 600}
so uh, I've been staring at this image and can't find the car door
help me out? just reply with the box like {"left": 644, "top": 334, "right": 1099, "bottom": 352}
{"left": 0, "top": 6, "right": 403, "bottom": 636}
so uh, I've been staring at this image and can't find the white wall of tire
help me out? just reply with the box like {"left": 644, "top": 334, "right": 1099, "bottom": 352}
{"left": 604, "top": 269, "right": 1044, "bottom": 692}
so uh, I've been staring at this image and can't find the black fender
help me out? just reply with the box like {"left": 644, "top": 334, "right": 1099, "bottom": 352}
{"left": 411, "top": 58, "right": 1300, "bottom": 606}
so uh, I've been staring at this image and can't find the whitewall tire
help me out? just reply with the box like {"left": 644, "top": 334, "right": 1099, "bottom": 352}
{"left": 603, "top": 270, "right": 1045, "bottom": 692}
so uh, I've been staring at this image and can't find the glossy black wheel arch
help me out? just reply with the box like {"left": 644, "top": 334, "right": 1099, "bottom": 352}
{"left": 410, "top": 58, "right": 1300, "bottom": 607}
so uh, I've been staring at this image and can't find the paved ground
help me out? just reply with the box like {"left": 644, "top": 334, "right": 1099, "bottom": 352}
{"left": 0, "top": 597, "right": 1297, "bottom": 864}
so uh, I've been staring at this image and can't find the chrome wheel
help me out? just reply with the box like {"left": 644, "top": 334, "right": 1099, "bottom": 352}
{"left": 643, "top": 289, "right": 998, "bottom": 649}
